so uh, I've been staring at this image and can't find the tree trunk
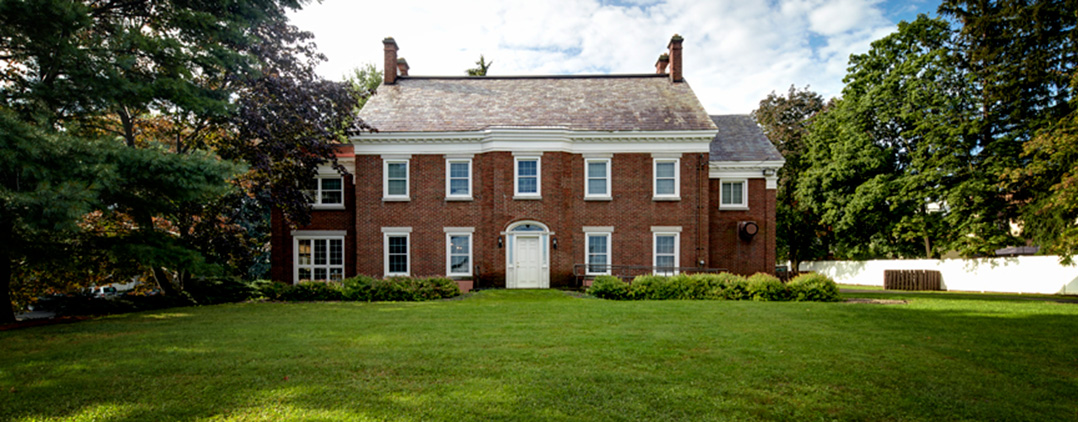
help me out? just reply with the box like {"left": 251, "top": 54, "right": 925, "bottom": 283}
{"left": 1, "top": 219, "right": 17, "bottom": 324}
{"left": 152, "top": 267, "right": 181, "bottom": 297}
{"left": 923, "top": 235, "right": 933, "bottom": 259}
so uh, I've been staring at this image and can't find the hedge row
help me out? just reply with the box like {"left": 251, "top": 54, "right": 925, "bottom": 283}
{"left": 260, "top": 275, "right": 462, "bottom": 302}
{"left": 586, "top": 272, "right": 840, "bottom": 302}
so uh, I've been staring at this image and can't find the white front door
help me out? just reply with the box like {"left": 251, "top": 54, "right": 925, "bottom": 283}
{"left": 515, "top": 236, "right": 542, "bottom": 288}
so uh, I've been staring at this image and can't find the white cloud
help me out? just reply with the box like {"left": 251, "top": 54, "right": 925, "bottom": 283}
{"left": 287, "top": 0, "right": 908, "bottom": 114}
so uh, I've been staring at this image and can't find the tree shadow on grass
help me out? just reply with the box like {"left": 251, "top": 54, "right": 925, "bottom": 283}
{"left": 1, "top": 299, "right": 1077, "bottom": 421}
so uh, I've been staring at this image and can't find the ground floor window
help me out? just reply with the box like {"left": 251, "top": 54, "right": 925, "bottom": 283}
{"left": 652, "top": 228, "right": 680, "bottom": 275}
{"left": 584, "top": 227, "right": 612, "bottom": 275}
{"left": 445, "top": 228, "right": 474, "bottom": 277}
{"left": 295, "top": 237, "right": 344, "bottom": 282}
{"left": 383, "top": 227, "right": 412, "bottom": 276}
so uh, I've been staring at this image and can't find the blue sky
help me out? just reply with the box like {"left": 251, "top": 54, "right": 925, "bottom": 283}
{"left": 289, "top": 0, "right": 940, "bottom": 114}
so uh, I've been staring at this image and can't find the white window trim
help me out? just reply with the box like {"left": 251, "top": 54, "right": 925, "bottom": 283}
{"left": 309, "top": 176, "right": 346, "bottom": 210}
{"left": 382, "top": 157, "right": 410, "bottom": 201}
{"left": 651, "top": 229, "right": 681, "bottom": 275}
{"left": 382, "top": 227, "right": 412, "bottom": 277}
{"left": 584, "top": 228, "right": 613, "bottom": 276}
{"left": 584, "top": 157, "right": 612, "bottom": 201}
{"left": 514, "top": 154, "right": 542, "bottom": 199}
{"left": 444, "top": 228, "right": 474, "bottom": 277}
{"left": 293, "top": 235, "right": 345, "bottom": 283}
{"left": 653, "top": 157, "right": 681, "bottom": 201}
{"left": 719, "top": 178, "right": 749, "bottom": 210}
{"left": 445, "top": 158, "right": 473, "bottom": 201}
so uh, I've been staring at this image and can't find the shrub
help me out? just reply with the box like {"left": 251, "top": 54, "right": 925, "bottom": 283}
{"left": 371, "top": 277, "right": 413, "bottom": 301}
{"left": 341, "top": 275, "right": 376, "bottom": 301}
{"left": 426, "top": 277, "right": 462, "bottom": 299}
{"left": 587, "top": 275, "right": 629, "bottom": 300}
{"left": 278, "top": 281, "right": 343, "bottom": 302}
{"left": 185, "top": 276, "right": 259, "bottom": 305}
{"left": 666, "top": 274, "right": 710, "bottom": 300}
{"left": 747, "top": 273, "right": 787, "bottom": 301}
{"left": 788, "top": 273, "right": 841, "bottom": 302}
{"left": 254, "top": 280, "right": 292, "bottom": 301}
{"left": 628, "top": 275, "right": 668, "bottom": 300}
{"left": 694, "top": 273, "right": 749, "bottom": 300}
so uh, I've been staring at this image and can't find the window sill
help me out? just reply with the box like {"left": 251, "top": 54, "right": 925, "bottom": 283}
{"left": 382, "top": 197, "right": 410, "bottom": 202}
{"left": 513, "top": 195, "right": 542, "bottom": 201}
{"left": 652, "top": 196, "right": 681, "bottom": 202}
{"left": 447, "top": 273, "right": 472, "bottom": 278}
{"left": 385, "top": 272, "right": 409, "bottom": 277}
{"left": 584, "top": 196, "right": 612, "bottom": 201}
{"left": 719, "top": 205, "right": 750, "bottom": 211}
{"left": 445, "top": 196, "right": 473, "bottom": 202}
{"left": 585, "top": 273, "right": 612, "bottom": 276}
{"left": 311, "top": 204, "right": 346, "bottom": 210}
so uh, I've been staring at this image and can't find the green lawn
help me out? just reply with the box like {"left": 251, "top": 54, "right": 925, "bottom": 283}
{"left": 2, "top": 290, "right": 1078, "bottom": 421}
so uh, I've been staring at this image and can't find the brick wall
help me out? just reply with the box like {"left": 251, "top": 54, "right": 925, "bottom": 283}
{"left": 707, "top": 178, "right": 777, "bottom": 275}
{"left": 269, "top": 173, "right": 356, "bottom": 283}
{"left": 353, "top": 151, "right": 709, "bottom": 287}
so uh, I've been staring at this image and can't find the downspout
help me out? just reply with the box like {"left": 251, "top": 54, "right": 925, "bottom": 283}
{"left": 697, "top": 153, "right": 706, "bottom": 269}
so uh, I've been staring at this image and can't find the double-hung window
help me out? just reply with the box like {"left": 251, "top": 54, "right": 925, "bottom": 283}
{"left": 306, "top": 176, "right": 344, "bottom": 208}
{"left": 584, "top": 156, "right": 611, "bottom": 200}
{"left": 383, "top": 157, "right": 410, "bottom": 201}
{"left": 445, "top": 227, "right": 474, "bottom": 277}
{"left": 652, "top": 226, "right": 681, "bottom": 275}
{"left": 720, "top": 179, "right": 748, "bottom": 210}
{"left": 653, "top": 156, "right": 680, "bottom": 200}
{"left": 446, "top": 158, "right": 472, "bottom": 200}
{"left": 583, "top": 227, "right": 613, "bottom": 275}
{"left": 294, "top": 234, "right": 344, "bottom": 282}
{"left": 382, "top": 227, "right": 411, "bottom": 276}
{"left": 514, "top": 153, "right": 541, "bottom": 198}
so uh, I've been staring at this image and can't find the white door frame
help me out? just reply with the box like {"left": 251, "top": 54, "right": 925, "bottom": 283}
{"left": 503, "top": 220, "right": 551, "bottom": 289}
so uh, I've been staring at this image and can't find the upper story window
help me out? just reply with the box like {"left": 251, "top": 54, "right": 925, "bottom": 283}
{"left": 653, "top": 157, "right": 680, "bottom": 200}
{"left": 383, "top": 156, "right": 410, "bottom": 201}
{"left": 446, "top": 158, "right": 472, "bottom": 200}
{"left": 585, "top": 156, "right": 611, "bottom": 200}
{"left": 720, "top": 179, "right": 748, "bottom": 210}
{"left": 307, "top": 177, "right": 344, "bottom": 207}
{"left": 514, "top": 153, "right": 542, "bottom": 199}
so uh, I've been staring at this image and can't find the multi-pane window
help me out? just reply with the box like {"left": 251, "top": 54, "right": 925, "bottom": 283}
{"left": 306, "top": 177, "right": 343, "bottom": 205}
{"left": 586, "top": 233, "right": 611, "bottom": 275}
{"left": 446, "top": 159, "right": 472, "bottom": 199}
{"left": 585, "top": 158, "right": 611, "bottom": 199}
{"left": 383, "top": 234, "right": 407, "bottom": 278}
{"left": 720, "top": 180, "right": 747, "bottom": 209}
{"left": 515, "top": 157, "right": 540, "bottom": 197}
{"left": 446, "top": 232, "right": 472, "bottom": 276}
{"left": 654, "top": 158, "right": 679, "bottom": 199}
{"left": 653, "top": 232, "right": 679, "bottom": 275}
{"left": 295, "top": 237, "right": 344, "bottom": 282}
{"left": 384, "top": 159, "right": 409, "bottom": 199}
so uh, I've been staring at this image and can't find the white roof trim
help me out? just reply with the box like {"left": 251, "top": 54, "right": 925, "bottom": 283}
{"left": 349, "top": 128, "right": 717, "bottom": 155}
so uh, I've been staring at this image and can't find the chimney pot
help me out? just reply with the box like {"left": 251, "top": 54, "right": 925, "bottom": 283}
{"left": 383, "top": 37, "right": 399, "bottom": 85}
{"left": 397, "top": 58, "right": 409, "bottom": 77}
{"left": 655, "top": 53, "right": 670, "bottom": 74}
{"left": 667, "top": 34, "right": 683, "bottom": 83}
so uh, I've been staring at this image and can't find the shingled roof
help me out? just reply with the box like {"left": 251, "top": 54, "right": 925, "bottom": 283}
{"left": 359, "top": 75, "right": 717, "bottom": 133}
{"left": 709, "top": 115, "right": 784, "bottom": 162}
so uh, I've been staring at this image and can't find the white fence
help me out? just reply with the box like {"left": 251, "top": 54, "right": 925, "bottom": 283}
{"left": 799, "top": 256, "right": 1078, "bottom": 295}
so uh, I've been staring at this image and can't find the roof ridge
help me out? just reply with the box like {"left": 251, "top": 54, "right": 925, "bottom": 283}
{"left": 398, "top": 74, "right": 669, "bottom": 80}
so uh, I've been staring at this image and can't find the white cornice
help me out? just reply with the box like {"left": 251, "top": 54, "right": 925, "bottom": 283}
{"left": 709, "top": 160, "right": 785, "bottom": 189}
{"left": 349, "top": 128, "right": 718, "bottom": 155}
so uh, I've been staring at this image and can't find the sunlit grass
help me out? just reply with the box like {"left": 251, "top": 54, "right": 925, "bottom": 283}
{"left": 2, "top": 290, "right": 1077, "bottom": 421}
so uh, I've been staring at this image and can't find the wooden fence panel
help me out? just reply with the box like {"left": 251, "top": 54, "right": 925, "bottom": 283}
{"left": 883, "top": 269, "right": 942, "bottom": 291}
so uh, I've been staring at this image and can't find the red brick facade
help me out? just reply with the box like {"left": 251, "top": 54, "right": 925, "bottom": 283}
{"left": 271, "top": 151, "right": 778, "bottom": 287}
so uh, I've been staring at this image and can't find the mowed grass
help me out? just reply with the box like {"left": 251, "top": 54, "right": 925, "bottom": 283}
{"left": 2, "top": 290, "right": 1078, "bottom": 421}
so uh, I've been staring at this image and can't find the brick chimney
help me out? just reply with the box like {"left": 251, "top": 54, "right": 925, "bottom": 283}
{"left": 397, "top": 58, "right": 409, "bottom": 76}
{"left": 655, "top": 53, "right": 669, "bottom": 74}
{"left": 383, "top": 37, "right": 399, "bottom": 85}
{"left": 667, "top": 34, "right": 683, "bottom": 82}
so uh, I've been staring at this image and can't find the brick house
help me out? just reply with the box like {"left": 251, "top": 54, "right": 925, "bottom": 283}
{"left": 270, "top": 35, "right": 784, "bottom": 291}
